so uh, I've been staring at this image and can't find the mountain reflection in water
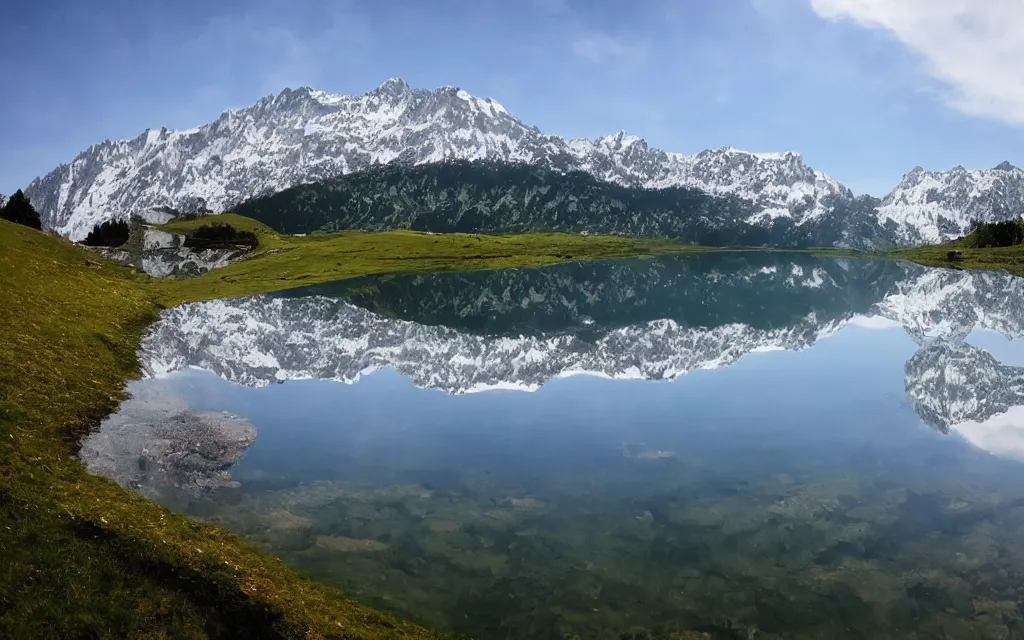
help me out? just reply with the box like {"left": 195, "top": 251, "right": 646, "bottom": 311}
{"left": 83, "top": 252, "right": 1024, "bottom": 639}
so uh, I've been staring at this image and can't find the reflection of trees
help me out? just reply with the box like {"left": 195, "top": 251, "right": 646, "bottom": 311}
{"left": 144, "top": 253, "right": 913, "bottom": 393}
{"left": 278, "top": 252, "right": 908, "bottom": 337}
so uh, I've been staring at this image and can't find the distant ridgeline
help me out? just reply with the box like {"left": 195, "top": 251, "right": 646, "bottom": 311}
{"left": 235, "top": 160, "right": 893, "bottom": 249}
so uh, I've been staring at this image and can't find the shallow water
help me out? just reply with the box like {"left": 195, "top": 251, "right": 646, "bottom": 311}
{"left": 84, "top": 252, "right": 1024, "bottom": 639}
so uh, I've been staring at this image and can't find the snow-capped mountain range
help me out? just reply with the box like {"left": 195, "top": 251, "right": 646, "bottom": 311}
{"left": 23, "top": 79, "right": 1022, "bottom": 245}
{"left": 878, "top": 163, "right": 1024, "bottom": 245}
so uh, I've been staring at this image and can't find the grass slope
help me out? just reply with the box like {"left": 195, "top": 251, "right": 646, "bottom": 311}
{"left": 11, "top": 212, "right": 1014, "bottom": 639}
{"left": 153, "top": 214, "right": 693, "bottom": 305}
{"left": 0, "top": 215, "right": 693, "bottom": 639}
{"left": 889, "top": 230, "right": 1024, "bottom": 277}
{"left": 0, "top": 220, "right": 451, "bottom": 640}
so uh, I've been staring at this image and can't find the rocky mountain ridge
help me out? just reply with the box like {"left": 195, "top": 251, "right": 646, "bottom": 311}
{"left": 23, "top": 79, "right": 1022, "bottom": 245}
{"left": 878, "top": 163, "right": 1024, "bottom": 245}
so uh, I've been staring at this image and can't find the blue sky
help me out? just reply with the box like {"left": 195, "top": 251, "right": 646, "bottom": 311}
{"left": 2, "top": 0, "right": 1022, "bottom": 196}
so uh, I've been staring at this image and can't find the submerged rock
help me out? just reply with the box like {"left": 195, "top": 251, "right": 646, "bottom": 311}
{"left": 79, "top": 382, "right": 256, "bottom": 499}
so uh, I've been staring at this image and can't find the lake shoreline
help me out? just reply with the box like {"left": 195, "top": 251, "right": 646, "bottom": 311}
{"left": 0, "top": 217, "right": 708, "bottom": 639}
{"left": 2, "top": 214, "right": 1016, "bottom": 638}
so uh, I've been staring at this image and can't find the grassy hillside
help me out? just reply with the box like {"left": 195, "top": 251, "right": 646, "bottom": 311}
{"left": 0, "top": 220, "right": 456, "bottom": 639}
{"left": 153, "top": 214, "right": 693, "bottom": 305}
{"left": 889, "top": 229, "right": 1024, "bottom": 277}
{"left": 0, "top": 215, "right": 694, "bottom": 639}
{"left": 6, "top": 211, "right": 1020, "bottom": 638}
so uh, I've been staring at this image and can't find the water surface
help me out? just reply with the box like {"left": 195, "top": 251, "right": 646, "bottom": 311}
{"left": 83, "top": 253, "right": 1024, "bottom": 639}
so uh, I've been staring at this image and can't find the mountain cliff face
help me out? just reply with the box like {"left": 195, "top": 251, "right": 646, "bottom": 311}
{"left": 878, "top": 163, "right": 1024, "bottom": 245}
{"left": 23, "top": 79, "right": 1022, "bottom": 245}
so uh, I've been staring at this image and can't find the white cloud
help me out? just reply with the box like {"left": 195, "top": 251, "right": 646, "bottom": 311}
{"left": 953, "top": 405, "right": 1024, "bottom": 461}
{"left": 809, "top": 0, "right": 1024, "bottom": 125}
{"left": 571, "top": 34, "right": 650, "bottom": 64}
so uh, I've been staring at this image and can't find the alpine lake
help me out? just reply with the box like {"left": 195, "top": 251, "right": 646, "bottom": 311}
{"left": 80, "top": 251, "right": 1024, "bottom": 640}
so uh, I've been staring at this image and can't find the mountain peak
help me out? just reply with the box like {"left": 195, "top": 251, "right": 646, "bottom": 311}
{"left": 26, "top": 76, "right": 1019, "bottom": 249}
{"left": 879, "top": 161, "right": 1024, "bottom": 244}
{"left": 700, "top": 147, "right": 801, "bottom": 163}
{"left": 23, "top": 72, "right": 858, "bottom": 242}
{"left": 374, "top": 77, "right": 411, "bottom": 97}
{"left": 594, "top": 130, "right": 643, "bottom": 149}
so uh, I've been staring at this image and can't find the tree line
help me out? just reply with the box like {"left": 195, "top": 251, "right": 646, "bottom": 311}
{"left": 969, "top": 219, "right": 1024, "bottom": 248}
{"left": 0, "top": 190, "right": 42, "bottom": 229}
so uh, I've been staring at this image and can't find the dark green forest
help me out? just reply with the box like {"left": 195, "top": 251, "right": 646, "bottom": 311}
{"left": 969, "top": 219, "right": 1024, "bottom": 248}
{"left": 235, "top": 160, "right": 892, "bottom": 249}
{"left": 1, "top": 190, "right": 42, "bottom": 230}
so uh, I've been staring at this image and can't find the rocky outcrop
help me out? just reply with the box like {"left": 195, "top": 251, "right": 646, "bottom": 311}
{"left": 79, "top": 382, "right": 256, "bottom": 499}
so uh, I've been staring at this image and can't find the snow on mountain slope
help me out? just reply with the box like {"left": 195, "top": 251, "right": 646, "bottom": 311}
{"left": 26, "top": 78, "right": 848, "bottom": 241}
{"left": 23, "top": 78, "right": 1023, "bottom": 245}
{"left": 878, "top": 162, "right": 1024, "bottom": 245}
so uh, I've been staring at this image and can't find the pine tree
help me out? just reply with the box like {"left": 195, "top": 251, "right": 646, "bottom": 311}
{"left": 82, "top": 220, "right": 131, "bottom": 247}
{"left": 1, "top": 189, "right": 42, "bottom": 230}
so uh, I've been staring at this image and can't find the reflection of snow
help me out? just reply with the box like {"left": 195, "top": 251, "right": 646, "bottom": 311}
{"left": 142, "top": 294, "right": 847, "bottom": 394}
{"left": 954, "top": 406, "right": 1024, "bottom": 461}
{"left": 140, "top": 247, "right": 241, "bottom": 278}
{"left": 102, "top": 231, "right": 244, "bottom": 278}
{"left": 848, "top": 315, "right": 902, "bottom": 330}
{"left": 905, "top": 340, "right": 1024, "bottom": 441}
{"left": 139, "top": 255, "right": 1024, "bottom": 457}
